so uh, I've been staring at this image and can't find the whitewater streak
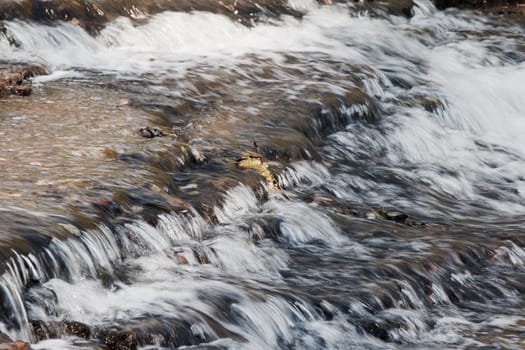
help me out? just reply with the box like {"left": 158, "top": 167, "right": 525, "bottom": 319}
{"left": 1, "top": 0, "right": 525, "bottom": 349}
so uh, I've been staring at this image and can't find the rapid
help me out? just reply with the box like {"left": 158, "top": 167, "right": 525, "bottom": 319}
{"left": 0, "top": 0, "right": 525, "bottom": 348}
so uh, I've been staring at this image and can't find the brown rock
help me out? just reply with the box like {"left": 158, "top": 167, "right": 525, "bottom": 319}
{"left": 0, "top": 341, "right": 30, "bottom": 350}
{"left": 176, "top": 252, "right": 189, "bottom": 265}
{"left": 0, "top": 64, "right": 47, "bottom": 98}
{"left": 193, "top": 248, "right": 210, "bottom": 264}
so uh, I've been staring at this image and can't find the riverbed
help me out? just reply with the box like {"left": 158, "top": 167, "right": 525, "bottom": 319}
{"left": 1, "top": 0, "right": 525, "bottom": 349}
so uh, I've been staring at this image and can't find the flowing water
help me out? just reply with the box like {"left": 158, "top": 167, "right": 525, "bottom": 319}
{"left": 1, "top": 0, "right": 525, "bottom": 348}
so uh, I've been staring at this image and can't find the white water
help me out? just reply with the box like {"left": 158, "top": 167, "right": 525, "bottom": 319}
{"left": 0, "top": 173, "right": 368, "bottom": 348}
{"left": 1, "top": 0, "right": 525, "bottom": 348}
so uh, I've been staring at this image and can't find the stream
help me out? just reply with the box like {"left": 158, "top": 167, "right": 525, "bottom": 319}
{"left": 1, "top": 0, "right": 525, "bottom": 349}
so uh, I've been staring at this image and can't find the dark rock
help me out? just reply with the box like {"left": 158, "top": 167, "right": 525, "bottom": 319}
{"left": 102, "top": 330, "right": 138, "bottom": 350}
{"left": 328, "top": 0, "right": 415, "bottom": 17}
{"left": 0, "top": 0, "right": 303, "bottom": 32}
{"left": 31, "top": 320, "right": 91, "bottom": 341}
{"left": 0, "top": 64, "right": 47, "bottom": 98}
{"left": 62, "top": 321, "right": 91, "bottom": 339}
{"left": 360, "top": 319, "right": 390, "bottom": 341}
{"left": 31, "top": 320, "right": 53, "bottom": 341}
{"left": 92, "top": 198, "right": 123, "bottom": 217}
{"left": 193, "top": 248, "right": 211, "bottom": 264}
{"left": 433, "top": 0, "right": 525, "bottom": 19}
{"left": 368, "top": 207, "right": 425, "bottom": 227}
{"left": 138, "top": 127, "right": 164, "bottom": 138}
{"left": 433, "top": 0, "right": 524, "bottom": 10}
{"left": 13, "top": 85, "right": 32, "bottom": 96}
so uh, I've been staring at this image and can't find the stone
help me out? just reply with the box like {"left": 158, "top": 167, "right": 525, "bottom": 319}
{"left": 138, "top": 127, "right": 164, "bottom": 138}
{"left": 176, "top": 252, "right": 189, "bottom": 265}
{"left": 367, "top": 207, "right": 425, "bottom": 226}
{"left": 329, "top": 0, "right": 415, "bottom": 17}
{"left": 102, "top": 331, "right": 138, "bottom": 350}
{"left": 0, "top": 341, "right": 30, "bottom": 350}
{"left": 434, "top": 0, "right": 523, "bottom": 10}
{"left": 0, "top": 0, "right": 303, "bottom": 33}
{"left": 31, "top": 320, "right": 91, "bottom": 341}
{"left": 0, "top": 64, "right": 47, "bottom": 98}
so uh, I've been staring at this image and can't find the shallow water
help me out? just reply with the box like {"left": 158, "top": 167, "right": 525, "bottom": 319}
{"left": 1, "top": 0, "right": 525, "bottom": 348}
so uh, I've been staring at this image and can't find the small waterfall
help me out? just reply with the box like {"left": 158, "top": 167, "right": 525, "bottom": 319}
{"left": 1, "top": 0, "right": 525, "bottom": 348}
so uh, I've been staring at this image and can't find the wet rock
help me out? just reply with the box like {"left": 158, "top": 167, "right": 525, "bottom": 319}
{"left": 367, "top": 207, "right": 425, "bottom": 226}
{"left": 92, "top": 317, "right": 222, "bottom": 349}
{"left": 100, "top": 330, "right": 137, "bottom": 350}
{"left": 92, "top": 198, "right": 123, "bottom": 217}
{"left": 360, "top": 319, "right": 390, "bottom": 341}
{"left": 328, "top": 0, "right": 415, "bottom": 17}
{"left": 0, "top": 24, "right": 18, "bottom": 46}
{"left": 0, "top": 0, "right": 303, "bottom": 32}
{"left": 433, "top": 0, "right": 525, "bottom": 20}
{"left": 0, "top": 64, "right": 47, "bottom": 98}
{"left": 0, "top": 341, "right": 30, "bottom": 350}
{"left": 434, "top": 0, "right": 524, "bottom": 10}
{"left": 32, "top": 320, "right": 91, "bottom": 341}
{"left": 138, "top": 126, "right": 164, "bottom": 138}
{"left": 62, "top": 321, "right": 91, "bottom": 339}
{"left": 196, "top": 202, "right": 218, "bottom": 223}
{"left": 193, "top": 248, "right": 211, "bottom": 264}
